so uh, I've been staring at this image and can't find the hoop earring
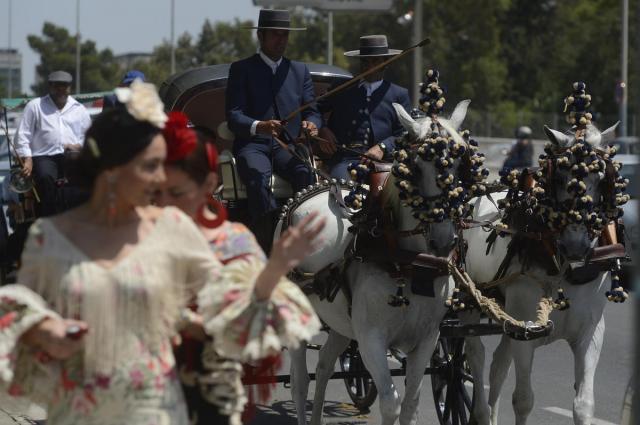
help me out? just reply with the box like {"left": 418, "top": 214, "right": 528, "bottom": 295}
{"left": 196, "top": 197, "right": 228, "bottom": 229}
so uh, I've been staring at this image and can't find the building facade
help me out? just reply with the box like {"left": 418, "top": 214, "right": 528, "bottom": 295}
{"left": 0, "top": 49, "right": 22, "bottom": 98}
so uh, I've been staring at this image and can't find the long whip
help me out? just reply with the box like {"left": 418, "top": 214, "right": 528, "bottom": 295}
{"left": 283, "top": 37, "right": 431, "bottom": 122}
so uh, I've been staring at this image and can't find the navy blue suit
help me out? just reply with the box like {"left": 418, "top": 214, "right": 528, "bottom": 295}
{"left": 319, "top": 81, "right": 411, "bottom": 179}
{"left": 226, "top": 54, "right": 321, "bottom": 220}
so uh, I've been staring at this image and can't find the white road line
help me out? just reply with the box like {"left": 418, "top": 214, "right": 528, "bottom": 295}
{"left": 543, "top": 406, "right": 618, "bottom": 425}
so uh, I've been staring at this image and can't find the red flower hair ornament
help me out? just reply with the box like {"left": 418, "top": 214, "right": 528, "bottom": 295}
{"left": 163, "top": 111, "right": 197, "bottom": 163}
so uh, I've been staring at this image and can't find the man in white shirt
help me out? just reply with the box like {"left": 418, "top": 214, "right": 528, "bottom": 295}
{"left": 15, "top": 70, "right": 92, "bottom": 216}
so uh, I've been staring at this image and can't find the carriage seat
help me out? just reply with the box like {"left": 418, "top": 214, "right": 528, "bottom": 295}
{"left": 218, "top": 150, "right": 294, "bottom": 201}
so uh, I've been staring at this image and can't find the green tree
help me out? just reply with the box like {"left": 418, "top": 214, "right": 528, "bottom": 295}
{"left": 28, "top": 22, "right": 120, "bottom": 94}
{"left": 195, "top": 19, "right": 255, "bottom": 65}
{"left": 96, "top": 0, "right": 638, "bottom": 136}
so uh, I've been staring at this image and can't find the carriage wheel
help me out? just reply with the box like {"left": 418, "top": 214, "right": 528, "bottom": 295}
{"left": 430, "top": 336, "right": 475, "bottom": 425}
{"left": 339, "top": 341, "right": 378, "bottom": 411}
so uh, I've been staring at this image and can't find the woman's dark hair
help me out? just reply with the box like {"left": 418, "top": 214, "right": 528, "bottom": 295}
{"left": 69, "top": 108, "right": 161, "bottom": 188}
{"left": 167, "top": 126, "right": 217, "bottom": 185}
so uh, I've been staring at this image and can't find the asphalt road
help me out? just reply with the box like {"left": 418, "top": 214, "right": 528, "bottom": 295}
{"left": 248, "top": 300, "right": 633, "bottom": 425}
{"left": 0, "top": 300, "right": 633, "bottom": 424}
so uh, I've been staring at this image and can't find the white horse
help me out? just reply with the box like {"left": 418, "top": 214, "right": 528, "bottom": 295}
{"left": 278, "top": 100, "right": 481, "bottom": 425}
{"left": 463, "top": 120, "right": 625, "bottom": 425}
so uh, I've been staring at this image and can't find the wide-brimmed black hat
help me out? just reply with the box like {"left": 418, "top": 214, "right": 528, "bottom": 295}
{"left": 344, "top": 35, "right": 401, "bottom": 58}
{"left": 249, "top": 9, "right": 306, "bottom": 31}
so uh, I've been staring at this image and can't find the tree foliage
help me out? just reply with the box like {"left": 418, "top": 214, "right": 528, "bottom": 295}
{"left": 27, "top": 1, "right": 638, "bottom": 136}
{"left": 28, "top": 22, "right": 120, "bottom": 95}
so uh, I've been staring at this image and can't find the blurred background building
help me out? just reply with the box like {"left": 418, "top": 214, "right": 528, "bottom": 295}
{"left": 0, "top": 49, "right": 21, "bottom": 98}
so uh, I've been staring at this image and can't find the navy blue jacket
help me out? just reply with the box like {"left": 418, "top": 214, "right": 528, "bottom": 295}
{"left": 319, "top": 80, "right": 411, "bottom": 154}
{"left": 225, "top": 54, "right": 321, "bottom": 146}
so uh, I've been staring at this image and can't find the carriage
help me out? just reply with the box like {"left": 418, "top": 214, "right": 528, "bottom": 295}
{"left": 157, "top": 62, "right": 533, "bottom": 424}
{"left": 0, "top": 63, "right": 626, "bottom": 424}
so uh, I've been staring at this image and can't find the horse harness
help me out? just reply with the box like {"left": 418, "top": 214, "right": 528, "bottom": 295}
{"left": 481, "top": 163, "right": 628, "bottom": 291}
{"left": 302, "top": 163, "right": 465, "bottom": 309}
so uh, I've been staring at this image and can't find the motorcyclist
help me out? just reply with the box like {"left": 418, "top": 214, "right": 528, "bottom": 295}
{"left": 503, "top": 125, "right": 534, "bottom": 170}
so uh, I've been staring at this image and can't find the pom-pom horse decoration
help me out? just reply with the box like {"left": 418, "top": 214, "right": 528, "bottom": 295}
{"left": 462, "top": 82, "right": 629, "bottom": 425}
{"left": 280, "top": 69, "right": 490, "bottom": 425}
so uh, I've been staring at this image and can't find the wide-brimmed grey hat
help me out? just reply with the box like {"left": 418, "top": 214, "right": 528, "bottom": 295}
{"left": 344, "top": 35, "right": 402, "bottom": 58}
{"left": 48, "top": 70, "right": 73, "bottom": 84}
{"left": 248, "top": 9, "right": 306, "bottom": 31}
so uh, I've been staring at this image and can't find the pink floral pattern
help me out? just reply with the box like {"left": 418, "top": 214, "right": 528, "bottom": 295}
{"left": 0, "top": 209, "right": 223, "bottom": 424}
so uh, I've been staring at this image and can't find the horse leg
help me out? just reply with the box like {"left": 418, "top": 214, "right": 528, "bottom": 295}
{"left": 399, "top": 328, "right": 439, "bottom": 425}
{"left": 570, "top": 315, "right": 605, "bottom": 425}
{"left": 511, "top": 340, "right": 535, "bottom": 425}
{"left": 290, "top": 345, "right": 310, "bottom": 425}
{"left": 459, "top": 310, "right": 491, "bottom": 425}
{"left": 310, "top": 331, "right": 351, "bottom": 425}
{"left": 488, "top": 334, "right": 512, "bottom": 425}
{"left": 358, "top": 334, "right": 401, "bottom": 425}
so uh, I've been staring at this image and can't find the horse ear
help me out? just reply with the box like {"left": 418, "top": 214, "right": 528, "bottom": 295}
{"left": 598, "top": 121, "right": 619, "bottom": 146}
{"left": 449, "top": 99, "right": 471, "bottom": 130}
{"left": 393, "top": 103, "right": 421, "bottom": 138}
{"left": 544, "top": 125, "right": 572, "bottom": 148}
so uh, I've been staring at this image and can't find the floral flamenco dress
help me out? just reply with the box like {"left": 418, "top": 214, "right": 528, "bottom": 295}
{"left": 0, "top": 207, "right": 320, "bottom": 425}
{"left": 176, "top": 220, "right": 320, "bottom": 425}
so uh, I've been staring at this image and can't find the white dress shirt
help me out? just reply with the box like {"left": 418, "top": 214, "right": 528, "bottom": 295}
{"left": 250, "top": 49, "right": 284, "bottom": 136}
{"left": 15, "top": 95, "right": 92, "bottom": 157}
{"left": 359, "top": 79, "right": 384, "bottom": 97}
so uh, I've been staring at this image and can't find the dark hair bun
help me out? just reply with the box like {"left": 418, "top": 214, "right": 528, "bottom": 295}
{"left": 68, "top": 108, "right": 161, "bottom": 188}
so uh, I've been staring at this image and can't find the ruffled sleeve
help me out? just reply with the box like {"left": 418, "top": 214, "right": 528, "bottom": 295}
{"left": 198, "top": 257, "right": 321, "bottom": 361}
{"left": 0, "top": 220, "right": 61, "bottom": 400}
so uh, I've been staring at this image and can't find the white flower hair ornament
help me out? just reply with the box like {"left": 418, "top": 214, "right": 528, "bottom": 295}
{"left": 115, "top": 79, "right": 167, "bottom": 128}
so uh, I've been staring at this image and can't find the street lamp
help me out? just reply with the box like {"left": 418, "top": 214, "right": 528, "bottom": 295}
{"left": 396, "top": 1, "right": 422, "bottom": 104}
{"left": 7, "top": 0, "right": 12, "bottom": 97}
{"left": 170, "top": 0, "right": 176, "bottom": 74}
{"left": 412, "top": 0, "right": 423, "bottom": 105}
{"left": 620, "top": 0, "right": 628, "bottom": 137}
{"left": 75, "top": 0, "right": 81, "bottom": 93}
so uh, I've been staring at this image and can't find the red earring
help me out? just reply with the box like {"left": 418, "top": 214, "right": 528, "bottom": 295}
{"left": 196, "top": 197, "right": 228, "bottom": 229}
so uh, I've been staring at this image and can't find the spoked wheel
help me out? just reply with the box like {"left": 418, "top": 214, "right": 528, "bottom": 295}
{"left": 339, "top": 340, "right": 378, "bottom": 411}
{"left": 430, "top": 336, "right": 475, "bottom": 425}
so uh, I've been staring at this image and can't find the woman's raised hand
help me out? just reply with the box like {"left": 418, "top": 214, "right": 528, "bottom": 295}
{"left": 253, "top": 211, "right": 326, "bottom": 301}
{"left": 270, "top": 211, "right": 326, "bottom": 272}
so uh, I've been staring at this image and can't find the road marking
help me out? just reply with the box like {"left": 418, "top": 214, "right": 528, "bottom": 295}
{"left": 543, "top": 406, "right": 617, "bottom": 425}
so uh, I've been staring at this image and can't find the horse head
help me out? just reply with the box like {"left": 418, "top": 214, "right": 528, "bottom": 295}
{"left": 391, "top": 99, "right": 487, "bottom": 257}
{"left": 536, "top": 121, "right": 625, "bottom": 261}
